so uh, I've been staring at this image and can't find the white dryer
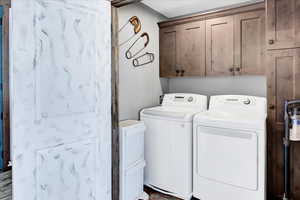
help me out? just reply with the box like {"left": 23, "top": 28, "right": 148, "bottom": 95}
{"left": 140, "top": 93, "right": 208, "bottom": 200}
{"left": 193, "top": 95, "right": 267, "bottom": 200}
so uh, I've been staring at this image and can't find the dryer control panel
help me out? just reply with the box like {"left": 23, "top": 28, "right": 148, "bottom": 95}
{"left": 209, "top": 95, "right": 267, "bottom": 115}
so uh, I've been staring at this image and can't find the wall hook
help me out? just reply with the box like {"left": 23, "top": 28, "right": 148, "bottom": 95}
{"left": 118, "top": 16, "right": 141, "bottom": 46}
{"left": 125, "top": 32, "right": 149, "bottom": 59}
{"left": 133, "top": 52, "right": 155, "bottom": 67}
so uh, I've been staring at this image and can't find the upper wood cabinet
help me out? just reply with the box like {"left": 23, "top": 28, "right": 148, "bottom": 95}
{"left": 206, "top": 16, "right": 234, "bottom": 76}
{"left": 266, "top": 0, "right": 300, "bottom": 50}
{"left": 159, "top": 3, "right": 266, "bottom": 77}
{"left": 160, "top": 26, "right": 177, "bottom": 77}
{"left": 234, "top": 10, "right": 266, "bottom": 75}
{"left": 177, "top": 21, "right": 206, "bottom": 76}
{"left": 159, "top": 21, "right": 206, "bottom": 77}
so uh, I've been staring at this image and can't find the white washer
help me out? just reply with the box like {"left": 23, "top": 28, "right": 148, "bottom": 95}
{"left": 193, "top": 95, "right": 267, "bottom": 200}
{"left": 140, "top": 93, "right": 208, "bottom": 200}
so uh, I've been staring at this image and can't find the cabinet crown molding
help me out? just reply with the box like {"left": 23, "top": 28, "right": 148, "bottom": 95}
{"left": 158, "top": 2, "right": 265, "bottom": 28}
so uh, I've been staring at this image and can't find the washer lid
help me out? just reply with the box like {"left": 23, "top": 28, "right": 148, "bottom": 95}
{"left": 141, "top": 106, "right": 199, "bottom": 121}
{"left": 194, "top": 111, "right": 266, "bottom": 131}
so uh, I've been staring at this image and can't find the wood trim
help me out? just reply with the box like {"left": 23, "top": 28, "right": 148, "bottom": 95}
{"left": 2, "top": 3, "right": 10, "bottom": 171}
{"left": 158, "top": 2, "right": 265, "bottom": 28}
{"left": 111, "top": 0, "right": 141, "bottom": 8}
{"left": 111, "top": 6, "right": 120, "bottom": 200}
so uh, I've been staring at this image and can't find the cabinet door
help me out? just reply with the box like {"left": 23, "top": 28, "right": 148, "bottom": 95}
{"left": 266, "top": 0, "right": 300, "bottom": 50}
{"left": 206, "top": 16, "right": 234, "bottom": 76}
{"left": 160, "top": 27, "right": 177, "bottom": 77}
{"left": 177, "top": 21, "right": 206, "bottom": 76}
{"left": 267, "top": 49, "right": 300, "bottom": 127}
{"left": 267, "top": 49, "right": 300, "bottom": 199}
{"left": 234, "top": 10, "right": 265, "bottom": 75}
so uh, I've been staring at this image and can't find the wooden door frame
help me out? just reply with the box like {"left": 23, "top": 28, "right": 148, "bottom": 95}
{"left": 111, "top": 5, "right": 120, "bottom": 200}
{"left": 0, "top": 0, "right": 10, "bottom": 172}
{"left": 111, "top": 1, "right": 140, "bottom": 200}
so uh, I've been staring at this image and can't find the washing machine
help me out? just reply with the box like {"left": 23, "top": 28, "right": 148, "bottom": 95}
{"left": 193, "top": 95, "right": 267, "bottom": 200}
{"left": 140, "top": 93, "right": 208, "bottom": 200}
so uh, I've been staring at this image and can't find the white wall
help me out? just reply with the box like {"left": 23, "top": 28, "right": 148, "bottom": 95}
{"left": 118, "top": 3, "right": 167, "bottom": 121}
{"left": 168, "top": 76, "right": 267, "bottom": 97}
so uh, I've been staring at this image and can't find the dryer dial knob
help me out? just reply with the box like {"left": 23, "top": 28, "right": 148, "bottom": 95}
{"left": 243, "top": 99, "right": 251, "bottom": 105}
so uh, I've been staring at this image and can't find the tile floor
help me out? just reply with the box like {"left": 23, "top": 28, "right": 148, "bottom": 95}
{"left": 0, "top": 172, "right": 195, "bottom": 200}
{"left": 145, "top": 187, "right": 196, "bottom": 200}
{"left": 0, "top": 171, "right": 12, "bottom": 200}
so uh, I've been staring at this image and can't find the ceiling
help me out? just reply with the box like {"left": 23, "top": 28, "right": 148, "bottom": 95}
{"left": 141, "top": 0, "right": 263, "bottom": 18}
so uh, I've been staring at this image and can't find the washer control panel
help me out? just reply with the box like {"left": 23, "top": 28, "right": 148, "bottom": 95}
{"left": 172, "top": 95, "right": 194, "bottom": 103}
{"left": 162, "top": 93, "right": 208, "bottom": 110}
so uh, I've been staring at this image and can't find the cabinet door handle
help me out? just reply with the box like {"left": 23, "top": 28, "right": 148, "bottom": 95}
{"left": 269, "top": 39, "right": 275, "bottom": 45}
{"left": 181, "top": 70, "right": 185, "bottom": 76}
{"left": 176, "top": 70, "right": 180, "bottom": 76}
{"left": 235, "top": 67, "right": 241, "bottom": 72}
{"left": 269, "top": 105, "right": 275, "bottom": 110}
{"left": 229, "top": 67, "right": 234, "bottom": 72}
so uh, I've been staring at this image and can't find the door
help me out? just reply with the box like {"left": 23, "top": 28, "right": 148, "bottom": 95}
{"left": 206, "top": 16, "right": 234, "bottom": 76}
{"left": 267, "top": 49, "right": 300, "bottom": 199}
{"left": 266, "top": 0, "right": 300, "bottom": 50}
{"left": 267, "top": 49, "right": 300, "bottom": 132}
{"left": 11, "top": 1, "right": 111, "bottom": 200}
{"left": 234, "top": 10, "right": 265, "bottom": 75}
{"left": 195, "top": 126, "right": 258, "bottom": 190}
{"left": 0, "top": 7, "right": 3, "bottom": 170}
{"left": 177, "top": 21, "right": 206, "bottom": 77}
{"left": 160, "top": 26, "right": 177, "bottom": 77}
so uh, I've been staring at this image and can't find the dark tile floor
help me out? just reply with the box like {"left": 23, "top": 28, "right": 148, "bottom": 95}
{"left": 145, "top": 187, "right": 198, "bottom": 200}
{"left": 0, "top": 171, "right": 12, "bottom": 200}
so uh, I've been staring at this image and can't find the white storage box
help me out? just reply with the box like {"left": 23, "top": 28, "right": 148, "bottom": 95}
{"left": 121, "top": 161, "right": 146, "bottom": 200}
{"left": 120, "top": 120, "right": 146, "bottom": 169}
{"left": 119, "top": 120, "right": 146, "bottom": 200}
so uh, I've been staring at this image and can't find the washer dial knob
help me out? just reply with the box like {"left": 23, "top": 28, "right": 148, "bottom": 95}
{"left": 188, "top": 97, "right": 194, "bottom": 102}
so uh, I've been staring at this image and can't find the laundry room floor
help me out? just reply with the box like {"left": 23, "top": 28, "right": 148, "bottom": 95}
{"left": 145, "top": 187, "right": 196, "bottom": 200}
{"left": 0, "top": 171, "right": 12, "bottom": 200}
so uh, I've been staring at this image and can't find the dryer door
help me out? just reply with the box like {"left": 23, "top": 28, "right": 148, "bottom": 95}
{"left": 195, "top": 125, "right": 258, "bottom": 190}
